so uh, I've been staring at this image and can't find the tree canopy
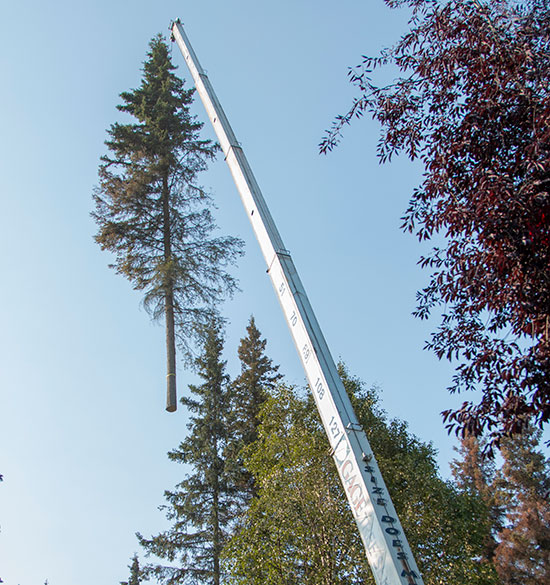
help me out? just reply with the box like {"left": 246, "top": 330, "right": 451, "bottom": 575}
{"left": 129, "top": 324, "right": 549, "bottom": 583}
{"left": 224, "top": 368, "right": 497, "bottom": 585}
{"left": 321, "top": 0, "right": 550, "bottom": 451}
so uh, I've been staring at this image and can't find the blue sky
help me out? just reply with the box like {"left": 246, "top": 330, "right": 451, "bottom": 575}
{"left": 0, "top": 1, "right": 485, "bottom": 584}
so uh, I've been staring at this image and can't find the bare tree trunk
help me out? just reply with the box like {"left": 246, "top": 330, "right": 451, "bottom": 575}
{"left": 165, "top": 292, "right": 177, "bottom": 412}
{"left": 162, "top": 173, "right": 177, "bottom": 412}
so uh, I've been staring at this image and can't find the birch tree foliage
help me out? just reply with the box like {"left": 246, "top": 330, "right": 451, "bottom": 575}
{"left": 224, "top": 368, "right": 496, "bottom": 585}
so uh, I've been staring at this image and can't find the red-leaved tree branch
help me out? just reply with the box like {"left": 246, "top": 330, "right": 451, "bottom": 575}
{"left": 322, "top": 0, "right": 550, "bottom": 453}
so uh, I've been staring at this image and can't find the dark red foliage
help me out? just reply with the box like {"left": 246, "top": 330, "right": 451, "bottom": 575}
{"left": 321, "top": 0, "right": 550, "bottom": 452}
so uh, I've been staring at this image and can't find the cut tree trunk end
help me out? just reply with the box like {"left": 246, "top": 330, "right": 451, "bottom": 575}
{"left": 166, "top": 372, "right": 177, "bottom": 412}
{"left": 165, "top": 292, "right": 177, "bottom": 412}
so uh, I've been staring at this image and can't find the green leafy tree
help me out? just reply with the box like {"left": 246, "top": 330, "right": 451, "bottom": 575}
{"left": 93, "top": 35, "right": 243, "bottom": 411}
{"left": 228, "top": 316, "right": 282, "bottom": 500}
{"left": 342, "top": 367, "right": 498, "bottom": 585}
{"left": 225, "top": 368, "right": 497, "bottom": 585}
{"left": 138, "top": 322, "right": 239, "bottom": 585}
{"left": 224, "top": 384, "right": 370, "bottom": 585}
{"left": 494, "top": 426, "right": 550, "bottom": 584}
{"left": 321, "top": 0, "right": 550, "bottom": 450}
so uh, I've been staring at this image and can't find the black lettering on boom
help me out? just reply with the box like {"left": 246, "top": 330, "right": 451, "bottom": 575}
{"left": 397, "top": 551, "right": 408, "bottom": 560}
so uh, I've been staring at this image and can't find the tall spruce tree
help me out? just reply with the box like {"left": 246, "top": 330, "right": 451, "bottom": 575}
{"left": 93, "top": 35, "right": 243, "bottom": 411}
{"left": 138, "top": 322, "right": 238, "bottom": 585}
{"left": 229, "top": 317, "right": 282, "bottom": 500}
{"left": 494, "top": 427, "right": 550, "bottom": 584}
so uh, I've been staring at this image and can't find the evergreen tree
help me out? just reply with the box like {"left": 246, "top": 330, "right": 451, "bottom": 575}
{"left": 224, "top": 367, "right": 497, "bottom": 585}
{"left": 228, "top": 317, "right": 282, "bottom": 500}
{"left": 121, "top": 554, "right": 142, "bottom": 585}
{"left": 138, "top": 323, "right": 238, "bottom": 585}
{"left": 93, "top": 35, "right": 243, "bottom": 411}
{"left": 494, "top": 426, "right": 550, "bottom": 584}
{"left": 451, "top": 435, "right": 503, "bottom": 565}
{"left": 451, "top": 435, "right": 494, "bottom": 496}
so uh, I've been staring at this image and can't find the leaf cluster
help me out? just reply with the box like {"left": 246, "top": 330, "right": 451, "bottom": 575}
{"left": 322, "top": 0, "right": 550, "bottom": 451}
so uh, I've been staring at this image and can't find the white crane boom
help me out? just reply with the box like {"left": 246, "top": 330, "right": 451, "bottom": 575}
{"left": 171, "top": 20, "right": 424, "bottom": 585}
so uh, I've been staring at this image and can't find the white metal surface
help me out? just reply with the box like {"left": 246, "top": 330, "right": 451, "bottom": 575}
{"left": 171, "top": 20, "right": 424, "bottom": 585}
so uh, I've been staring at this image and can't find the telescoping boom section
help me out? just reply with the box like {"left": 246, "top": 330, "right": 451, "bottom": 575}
{"left": 171, "top": 20, "right": 424, "bottom": 585}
